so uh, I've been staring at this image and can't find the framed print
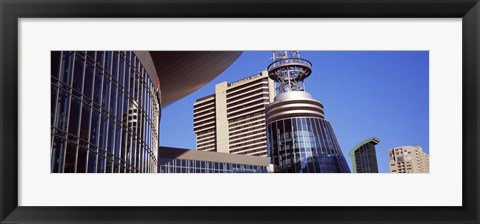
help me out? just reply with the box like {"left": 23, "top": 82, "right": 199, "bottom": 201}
{"left": 1, "top": 0, "right": 479, "bottom": 223}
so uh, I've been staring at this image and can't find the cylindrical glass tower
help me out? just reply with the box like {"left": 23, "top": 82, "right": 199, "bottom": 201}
{"left": 266, "top": 51, "right": 350, "bottom": 173}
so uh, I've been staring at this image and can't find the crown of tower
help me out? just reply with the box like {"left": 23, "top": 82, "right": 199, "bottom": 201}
{"left": 267, "top": 51, "right": 312, "bottom": 94}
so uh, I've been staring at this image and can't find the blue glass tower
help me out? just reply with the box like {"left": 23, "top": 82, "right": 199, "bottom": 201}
{"left": 265, "top": 51, "right": 350, "bottom": 173}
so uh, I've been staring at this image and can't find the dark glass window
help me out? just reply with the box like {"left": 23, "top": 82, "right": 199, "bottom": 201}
{"left": 83, "top": 62, "right": 94, "bottom": 99}
{"left": 60, "top": 52, "right": 73, "bottom": 85}
{"left": 90, "top": 109, "right": 99, "bottom": 145}
{"left": 55, "top": 89, "right": 70, "bottom": 132}
{"left": 110, "top": 83, "right": 117, "bottom": 114}
{"left": 51, "top": 85, "right": 58, "bottom": 126}
{"left": 80, "top": 104, "right": 91, "bottom": 141}
{"left": 51, "top": 51, "right": 61, "bottom": 79}
{"left": 68, "top": 97, "right": 81, "bottom": 137}
{"left": 77, "top": 146, "right": 88, "bottom": 173}
{"left": 87, "top": 148, "right": 97, "bottom": 173}
{"left": 102, "top": 77, "right": 110, "bottom": 110}
{"left": 92, "top": 70, "right": 103, "bottom": 106}
{"left": 112, "top": 51, "right": 119, "bottom": 81}
{"left": 116, "top": 90, "right": 124, "bottom": 120}
{"left": 51, "top": 136, "right": 65, "bottom": 173}
{"left": 99, "top": 115, "right": 108, "bottom": 150}
{"left": 87, "top": 51, "right": 95, "bottom": 59}
{"left": 96, "top": 51, "right": 104, "bottom": 67}
{"left": 64, "top": 142, "right": 77, "bottom": 173}
{"left": 72, "top": 56, "right": 85, "bottom": 95}
{"left": 114, "top": 126, "right": 122, "bottom": 158}
{"left": 118, "top": 54, "right": 125, "bottom": 86}
{"left": 97, "top": 155, "right": 105, "bottom": 173}
{"left": 104, "top": 51, "right": 112, "bottom": 74}
{"left": 107, "top": 121, "right": 115, "bottom": 155}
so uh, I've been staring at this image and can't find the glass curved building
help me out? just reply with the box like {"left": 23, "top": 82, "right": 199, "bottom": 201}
{"left": 51, "top": 51, "right": 242, "bottom": 173}
{"left": 265, "top": 51, "right": 350, "bottom": 173}
{"left": 51, "top": 51, "right": 161, "bottom": 173}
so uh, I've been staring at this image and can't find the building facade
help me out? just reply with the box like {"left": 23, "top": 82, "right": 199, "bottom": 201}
{"left": 51, "top": 51, "right": 161, "bottom": 173}
{"left": 265, "top": 51, "right": 351, "bottom": 173}
{"left": 51, "top": 51, "right": 242, "bottom": 173}
{"left": 388, "top": 146, "right": 430, "bottom": 173}
{"left": 349, "top": 137, "right": 380, "bottom": 173}
{"left": 193, "top": 71, "right": 276, "bottom": 157}
{"left": 158, "top": 147, "right": 270, "bottom": 173}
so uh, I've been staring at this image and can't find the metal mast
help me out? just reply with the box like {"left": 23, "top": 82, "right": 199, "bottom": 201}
{"left": 267, "top": 51, "right": 312, "bottom": 95}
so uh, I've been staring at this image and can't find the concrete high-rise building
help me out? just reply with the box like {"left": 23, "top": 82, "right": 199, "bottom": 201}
{"left": 349, "top": 137, "right": 380, "bottom": 173}
{"left": 388, "top": 146, "right": 429, "bottom": 173}
{"left": 193, "top": 71, "right": 275, "bottom": 157}
{"left": 265, "top": 51, "right": 350, "bottom": 173}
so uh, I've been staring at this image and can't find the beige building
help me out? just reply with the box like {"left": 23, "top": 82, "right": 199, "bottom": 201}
{"left": 193, "top": 71, "right": 275, "bottom": 156}
{"left": 388, "top": 146, "right": 429, "bottom": 173}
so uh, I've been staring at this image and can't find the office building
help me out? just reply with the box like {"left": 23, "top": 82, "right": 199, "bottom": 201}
{"left": 193, "top": 71, "right": 275, "bottom": 157}
{"left": 158, "top": 147, "right": 270, "bottom": 173}
{"left": 51, "top": 51, "right": 241, "bottom": 173}
{"left": 265, "top": 51, "right": 350, "bottom": 173}
{"left": 389, "top": 146, "right": 430, "bottom": 173}
{"left": 349, "top": 137, "right": 380, "bottom": 173}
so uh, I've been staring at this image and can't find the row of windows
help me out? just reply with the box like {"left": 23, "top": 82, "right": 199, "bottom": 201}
{"left": 193, "top": 98, "right": 215, "bottom": 111}
{"left": 158, "top": 158, "right": 267, "bottom": 173}
{"left": 230, "top": 136, "right": 267, "bottom": 148}
{"left": 230, "top": 142, "right": 267, "bottom": 153}
{"left": 227, "top": 98, "right": 268, "bottom": 114}
{"left": 194, "top": 117, "right": 216, "bottom": 127}
{"left": 196, "top": 139, "right": 216, "bottom": 148}
{"left": 226, "top": 85, "right": 269, "bottom": 103}
{"left": 197, "top": 145, "right": 216, "bottom": 151}
{"left": 196, "top": 128, "right": 215, "bottom": 136}
{"left": 193, "top": 109, "right": 215, "bottom": 121}
{"left": 229, "top": 114, "right": 265, "bottom": 128}
{"left": 227, "top": 105, "right": 265, "bottom": 119}
{"left": 226, "top": 92, "right": 269, "bottom": 109}
{"left": 231, "top": 147, "right": 267, "bottom": 156}
{"left": 229, "top": 132, "right": 266, "bottom": 144}
{"left": 193, "top": 122, "right": 216, "bottom": 132}
{"left": 228, "top": 119, "right": 265, "bottom": 135}
{"left": 51, "top": 133, "right": 155, "bottom": 173}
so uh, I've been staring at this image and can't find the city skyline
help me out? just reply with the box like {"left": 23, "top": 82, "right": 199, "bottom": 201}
{"left": 161, "top": 51, "right": 429, "bottom": 173}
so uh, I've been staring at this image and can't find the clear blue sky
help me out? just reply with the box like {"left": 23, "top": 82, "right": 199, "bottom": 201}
{"left": 160, "top": 51, "right": 429, "bottom": 173}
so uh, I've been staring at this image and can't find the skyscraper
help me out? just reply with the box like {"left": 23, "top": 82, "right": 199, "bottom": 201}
{"left": 349, "top": 137, "right": 380, "bottom": 173}
{"left": 193, "top": 71, "right": 276, "bottom": 156}
{"left": 51, "top": 51, "right": 241, "bottom": 173}
{"left": 265, "top": 51, "right": 350, "bottom": 173}
{"left": 389, "top": 146, "right": 430, "bottom": 173}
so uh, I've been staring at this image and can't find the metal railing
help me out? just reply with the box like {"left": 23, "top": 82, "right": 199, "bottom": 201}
{"left": 267, "top": 58, "right": 312, "bottom": 73}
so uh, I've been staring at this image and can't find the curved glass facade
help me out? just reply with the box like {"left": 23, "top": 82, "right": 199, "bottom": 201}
{"left": 51, "top": 51, "right": 161, "bottom": 173}
{"left": 266, "top": 117, "right": 350, "bottom": 173}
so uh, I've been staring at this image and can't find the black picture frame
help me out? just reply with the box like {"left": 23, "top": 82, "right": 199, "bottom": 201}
{"left": 1, "top": 0, "right": 479, "bottom": 223}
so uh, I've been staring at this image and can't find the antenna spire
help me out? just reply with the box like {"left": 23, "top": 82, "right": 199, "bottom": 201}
{"left": 267, "top": 51, "right": 312, "bottom": 95}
